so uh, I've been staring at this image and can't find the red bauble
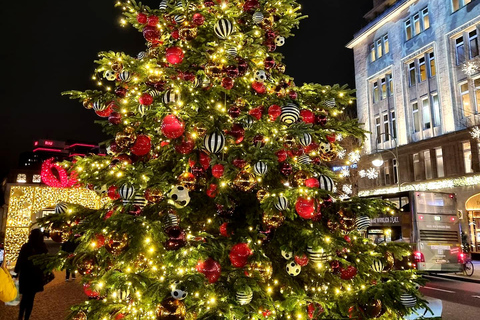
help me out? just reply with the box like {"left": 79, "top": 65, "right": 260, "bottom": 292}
{"left": 139, "top": 93, "right": 153, "bottom": 106}
{"left": 219, "top": 222, "right": 231, "bottom": 237}
{"left": 228, "top": 106, "right": 241, "bottom": 118}
{"left": 166, "top": 47, "right": 184, "bottom": 65}
{"left": 171, "top": 29, "right": 180, "bottom": 39}
{"left": 229, "top": 243, "right": 253, "bottom": 268}
{"left": 108, "top": 112, "right": 122, "bottom": 125}
{"left": 95, "top": 234, "right": 106, "bottom": 248}
{"left": 304, "top": 142, "right": 319, "bottom": 154}
{"left": 268, "top": 104, "right": 282, "bottom": 121}
{"left": 143, "top": 25, "right": 160, "bottom": 43}
{"left": 147, "top": 15, "right": 159, "bottom": 26}
{"left": 227, "top": 124, "right": 245, "bottom": 144}
{"left": 107, "top": 185, "right": 121, "bottom": 200}
{"left": 249, "top": 106, "right": 264, "bottom": 120}
{"left": 344, "top": 235, "right": 351, "bottom": 243}
{"left": 233, "top": 159, "right": 247, "bottom": 168}
{"left": 175, "top": 137, "right": 195, "bottom": 154}
{"left": 340, "top": 266, "right": 357, "bottom": 280}
{"left": 265, "top": 40, "right": 276, "bottom": 52}
{"left": 225, "top": 65, "right": 239, "bottom": 78}
{"left": 95, "top": 104, "right": 113, "bottom": 118}
{"left": 191, "top": 166, "right": 205, "bottom": 178}
{"left": 164, "top": 226, "right": 187, "bottom": 251}
{"left": 276, "top": 149, "right": 288, "bottom": 162}
{"left": 137, "top": 13, "right": 147, "bottom": 24}
{"left": 115, "top": 314, "right": 126, "bottom": 320}
{"left": 104, "top": 209, "right": 115, "bottom": 220}
{"left": 131, "top": 135, "right": 151, "bottom": 156}
{"left": 83, "top": 283, "right": 99, "bottom": 298}
{"left": 300, "top": 110, "right": 315, "bottom": 124}
{"left": 206, "top": 184, "right": 218, "bottom": 198}
{"left": 199, "top": 152, "right": 211, "bottom": 170}
{"left": 289, "top": 91, "right": 298, "bottom": 100}
{"left": 264, "top": 57, "right": 276, "bottom": 70}
{"left": 222, "top": 77, "right": 234, "bottom": 90}
{"left": 326, "top": 133, "right": 336, "bottom": 143}
{"left": 295, "top": 197, "right": 316, "bottom": 219}
{"left": 307, "top": 303, "right": 324, "bottom": 319}
{"left": 115, "top": 87, "right": 127, "bottom": 98}
{"left": 243, "top": 0, "right": 259, "bottom": 12}
{"left": 196, "top": 258, "right": 221, "bottom": 283}
{"left": 305, "top": 178, "right": 320, "bottom": 188}
{"left": 161, "top": 115, "right": 185, "bottom": 139}
{"left": 315, "top": 114, "right": 328, "bottom": 126}
{"left": 237, "top": 59, "right": 248, "bottom": 75}
{"left": 192, "top": 13, "right": 205, "bottom": 25}
{"left": 279, "top": 162, "right": 292, "bottom": 175}
{"left": 295, "top": 254, "right": 309, "bottom": 266}
{"left": 212, "top": 164, "right": 225, "bottom": 178}
{"left": 252, "top": 81, "right": 266, "bottom": 94}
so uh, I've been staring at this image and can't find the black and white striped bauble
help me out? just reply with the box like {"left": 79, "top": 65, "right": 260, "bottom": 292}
{"left": 147, "top": 88, "right": 162, "bottom": 97}
{"left": 119, "top": 184, "right": 135, "bottom": 204}
{"left": 252, "top": 11, "right": 264, "bottom": 24}
{"left": 159, "top": 0, "right": 168, "bottom": 10}
{"left": 133, "top": 193, "right": 148, "bottom": 208}
{"left": 355, "top": 216, "right": 371, "bottom": 232}
{"left": 175, "top": 1, "right": 183, "bottom": 9}
{"left": 297, "top": 155, "right": 312, "bottom": 165}
{"left": 192, "top": 76, "right": 200, "bottom": 88}
{"left": 174, "top": 15, "right": 186, "bottom": 24}
{"left": 163, "top": 90, "right": 181, "bottom": 104}
{"left": 137, "top": 51, "right": 147, "bottom": 59}
{"left": 226, "top": 47, "right": 238, "bottom": 57}
{"left": 119, "top": 71, "right": 131, "bottom": 82}
{"left": 372, "top": 260, "right": 384, "bottom": 273}
{"left": 298, "top": 133, "right": 312, "bottom": 147}
{"left": 188, "top": 3, "right": 197, "bottom": 12}
{"left": 243, "top": 116, "right": 255, "bottom": 129}
{"left": 165, "top": 212, "right": 180, "bottom": 229}
{"left": 138, "top": 104, "right": 147, "bottom": 116}
{"left": 280, "top": 104, "right": 300, "bottom": 124}
{"left": 236, "top": 290, "right": 253, "bottom": 305}
{"left": 400, "top": 294, "right": 417, "bottom": 308}
{"left": 214, "top": 18, "right": 234, "bottom": 39}
{"left": 254, "top": 161, "right": 268, "bottom": 175}
{"left": 55, "top": 202, "right": 69, "bottom": 214}
{"left": 92, "top": 101, "right": 106, "bottom": 112}
{"left": 325, "top": 98, "right": 336, "bottom": 108}
{"left": 318, "top": 175, "right": 334, "bottom": 191}
{"left": 203, "top": 132, "right": 225, "bottom": 154}
{"left": 307, "top": 247, "right": 329, "bottom": 263}
{"left": 274, "top": 196, "right": 288, "bottom": 211}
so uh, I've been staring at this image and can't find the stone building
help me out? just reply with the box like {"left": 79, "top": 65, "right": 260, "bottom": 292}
{"left": 347, "top": 0, "right": 480, "bottom": 252}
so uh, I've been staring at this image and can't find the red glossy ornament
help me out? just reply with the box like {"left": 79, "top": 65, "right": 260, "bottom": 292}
{"left": 108, "top": 111, "right": 122, "bottom": 125}
{"left": 131, "top": 135, "right": 151, "bottom": 156}
{"left": 237, "top": 59, "right": 248, "bottom": 75}
{"left": 95, "top": 234, "right": 105, "bottom": 248}
{"left": 221, "top": 77, "right": 234, "bottom": 90}
{"left": 139, "top": 93, "right": 153, "bottom": 106}
{"left": 164, "top": 226, "right": 187, "bottom": 251}
{"left": 304, "top": 142, "right": 319, "bottom": 154}
{"left": 175, "top": 137, "right": 195, "bottom": 154}
{"left": 344, "top": 235, "right": 351, "bottom": 243}
{"left": 249, "top": 106, "right": 264, "bottom": 120}
{"left": 212, "top": 164, "right": 225, "bottom": 178}
{"left": 253, "top": 135, "right": 265, "bottom": 147}
{"left": 279, "top": 162, "right": 292, "bottom": 176}
{"left": 307, "top": 303, "right": 324, "bottom": 319}
{"left": 233, "top": 159, "right": 247, "bottom": 168}
{"left": 196, "top": 258, "right": 221, "bottom": 283}
{"left": 206, "top": 184, "right": 218, "bottom": 198}
{"left": 295, "top": 197, "right": 316, "bottom": 219}
{"left": 289, "top": 91, "right": 298, "bottom": 100}
{"left": 262, "top": 310, "right": 272, "bottom": 318}
{"left": 83, "top": 283, "right": 99, "bottom": 298}
{"left": 229, "top": 243, "right": 253, "bottom": 268}
{"left": 166, "top": 47, "right": 184, "bottom": 65}
{"left": 326, "top": 133, "right": 336, "bottom": 143}
{"left": 171, "top": 29, "right": 180, "bottom": 39}
{"left": 104, "top": 209, "right": 115, "bottom": 220}
{"left": 219, "top": 222, "right": 231, "bottom": 237}
{"left": 107, "top": 185, "right": 121, "bottom": 200}
{"left": 137, "top": 13, "right": 147, "bottom": 24}
{"left": 227, "top": 124, "right": 245, "bottom": 144}
{"left": 305, "top": 178, "right": 319, "bottom": 188}
{"left": 192, "top": 13, "right": 205, "bottom": 25}
{"left": 147, "top": 15, "right": 159, "bottom": 26}
{"left": 204, "top": 0, "right": 214, "bottom": 7}
{"left": 143, "top": 25, "right": 160, "bottom": 43}
{"left": 300, "top": 109, "right": 315, "bottom": 124}
{"left": 225, "top": 65, "right": 239, "bottom": 78}
{"left": 243, "top": 0, "right": 259, "bottom": 12}
{"left": 340, "top": 266, "right": 357, "bottom": 280}
{"left": 199, "top": 152, "right": 211, "bottom": 170}
{"left": 252, "top": 81, "right": 266, "bottom": 94}
{"left": 115, "top": 314, "right": 126, "bottom": 320}
{"left": 228, "top": 106, "right": 241, "bottom": 118}
{"left": 265, "top": 40, "right": 276, "bottom": 52}
{"left": 276, "top": 150, "right": 288, "bottom": 162}
{"left": 115, "top": 87, "right": 127, "bottom": 98}
{"left": 315, "top": 114, "right": 328, "bottom": 126}
{"left": 191, "top": 166, "right": 205, "bottom": 178}
{"left": 268, "top": 104, "right": 282, "bottom": 121}
{"left": 161, "top": 115, "right": 185, "bottom": 139}
{"left": 295, "top": 254, "right": 309, "bottom": 267}
{"left": 95, "top": 104, "right": 113, "bottom": 118}
{"left": 264, "top": 56, "right": 275, "bottom": 70}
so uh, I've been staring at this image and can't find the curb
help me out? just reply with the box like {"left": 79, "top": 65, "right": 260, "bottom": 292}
{"left": 424, "top": 274, "right": 480, "bottom": 284}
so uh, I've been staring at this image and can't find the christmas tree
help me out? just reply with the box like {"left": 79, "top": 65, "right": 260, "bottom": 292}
{"left": 38, "top": 0, "right": 424, "bottom": 319}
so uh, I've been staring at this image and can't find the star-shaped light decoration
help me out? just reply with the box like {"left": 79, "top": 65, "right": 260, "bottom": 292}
{"left": 342, "top": 184, "right": 352, "bottom": 195}
{"left": 470, "top": 126, "right": 480, "bottom": 140}
{"left": 366, "top": 168, "right": 379, "bottom": 179}
{"left": 462, "top": 61, "right": 480, "bottom": 76}
{"left": 359, "top": 170, "right": 366, "bottom": 178}
{"left": 340, "top": 167, "right": 350, "bottom": 177}
{"left": 348, "top": 150, "right": 361, "bottom": 164}
{"left": 337, "top": 149, "right": 346, "bottom": 159}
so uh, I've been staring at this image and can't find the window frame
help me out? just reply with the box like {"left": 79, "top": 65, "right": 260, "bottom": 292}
{"left": 469, "top": 30, "right": 479, "bottom": 59}
{"left": 383, "top": 34, "right": 389, "bottom": 54}
{"left": 391, "top": 111, "right": 397, "bottom": 139}
{"left": 405, "top": 19, "right": 412, "bottom": 41}
{"left": 456, "top": 36, "right": 466, "bottom": 65}
{"left": 460, "top": 81, "right": 473, "bottom": 117}
{"left": 419, "top": 57, "right": 427, "bottom": 82}
{"left": 409, "top": 62, "right": 417, "bottom": 87}
{"left": 424, "top": 150, "right": 433, "bottom": 180}
{"left": 432, "top": 93, "right": 441, "bottom": 127}
{"left": 373, "top": 81, "right": 380, "bottom": 103}
{"left": 422, "top": 96, "right": 431, "bottom": 129}
{"left": 435, "top": 147, "right": 445, "bottom": 178}
{"left": 429, "top": 52, "right": 436, "bottom": 77}
{"left": 422, "top": 8, "right": 430, "bottom": 30}
{"left": 383, "top": 113, "right": 390, "bottom": 141}
{"left": 463, "top": 141, "right": 473, "bottom": 174}
{"left": 375, "top": 117, "right": 381, "bottom": 144}
{"left": 412, "top": 102, "right": 421, "bottom": 133}
{"left": 381, "top": 77, "right": 387, "bottom": 100}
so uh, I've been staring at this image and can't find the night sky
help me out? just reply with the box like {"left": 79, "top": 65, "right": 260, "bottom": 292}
{"left": 0, "top": 0, "right": 372, "bottom": 179}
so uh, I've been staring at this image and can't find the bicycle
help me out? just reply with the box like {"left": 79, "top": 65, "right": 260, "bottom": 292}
{"left": 461, "top": 256, "right": 475, "bottom": 277}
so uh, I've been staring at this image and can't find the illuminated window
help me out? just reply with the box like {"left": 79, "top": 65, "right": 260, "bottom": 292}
{"left": 469, "top": 30, "right": 479, "bottom": 59}
{"left": 376, "top": 38, "right": 383, "bottom": 58}
{"left": 422, "top": 97, "right": 431, "bottom": 129}
{"left": 375, "top": 117, "right": 381, "bottom": 144}
{"left": 393, "top": 158, "right": 398, "bottom": 184}
{"left": 419, "top": 57, "right": 427, "bottom": 82}
{"left": 33, "top": 174, "right": 41, "bottom": 183}
{"left": 16, "top": 174, "right": 27, "bottom": 183}
{"left": 370, "top": 43, "right": 376, "bottom": 62}
{"left": 463, "top": 141, "right": 473, "bottom": 173}
{"left": 432, "top": 93, "right": 441, "bottom": 127}
{"left": 456, "top": 37, "right": 465, "bottom": 65}
{"left": 373, "top": 81, "right": 379, "bottom": 103}
{"left": 381, "top": 78, "right": 387, "bottom": 100}
{"left": 405, "top": 19, "right": 412, "bottom": 40}
{"left": 460, "top": 82, "right": 473, "bottom": 117}
{"left": 387, "top": 74, "right": 394, "bottom": 96}
{"left": 383, "top": 35, "right": 389, "bottom": 54}
{"left": 452, "top": 0, "right": 472, "bottom": 12}
{"left": 409, "top": 62, "right": 417, "bottom": 86}
{"left": 424, "top": 150, "right": 433, "bottom": 180}
{"left": 422, "top": 8, "right": 430, "bottom": 30}
{"left": 474, "top": 78, "right": 480, "bottom": 111}
{"left": 429, "top": 52, "right": 436, "bottom": 77}
{"left": 413, "top": 14, "right": 420, "bottom": 36}
{"left": 413, "top": 102, "right": 421, "bottom": 132}
{"left": 383, "top": 114, "right": 389, "bottom": 141}
{"left": 435, "top": 148, "right": 444, "bottom": 177}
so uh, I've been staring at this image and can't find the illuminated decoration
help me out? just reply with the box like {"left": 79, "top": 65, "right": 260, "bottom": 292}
{"left": 470, "top": 126, "right": 480, "bottom": 140}
{"left": 359, "top": 170, "right": 366, "bottom": 178}
{"left": 366, "top": 168, "right": 379, "bottom": 179}
{"left": 16, "top": 174, "right": 27, "bottom": 183}
{"left": 342, "top": 184, "right": 353, "bottom": 195}
{"left": 32, "top": 174, "right": 41, "bottom": 183}
{"left": 4, "top": 186, "right": 102, "bottom": 262}
{"left": 41, "top": 158, "right": 78, "bottom": 188}
{"left": 462, "top": 60, "right": 480, "bottom": 76}
{"left": 337, "top": 149, "right": 346, "bottom": 159}
{"left": 340, "top": 167, "right": 350, "bottom": 177}
{"left": 348, "top": 150, "right": 361, "bottom": 164}
{"left": 336, "top": 133, "right": 343, "bottom": 142}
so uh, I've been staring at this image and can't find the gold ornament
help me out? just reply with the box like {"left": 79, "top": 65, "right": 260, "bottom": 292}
{"left": 83, "top": 99, "right": 93, "bottom": 109}
{"left": 205, "top": 63, "right": 223, "bottom": 77}
{"left": 147, "top": 46, "right": 160, "bottom": 58}
{"left": 233, "top": 171, "right": 256, "bottom": 192}
{"left": 235, "top": 98, "right": 246, "bottom": 108}
{"left": 111, "top": 61, "right": 124, "bottom": 72}
{"left": 115, "top": 129, "right": 136, "bottom": 148}
{"left": 179, "top": 26, "right": 198, "bottom": 40}
{"left": 245, "top": 261, "right": 273, "bottom": 282}
{"left": 50, "top": 230, "right": 65, "bottom": 243}
{"left": 262, "top": 211, "right": 285, "bottom": 229}
{"left": 77, "top": 258, "right": 97, "bottom": 276}
{"left": 276, "top": 63, "right": 286, "bottom": 73}
{"left": 256, "top": 189, "right": 270, "bottom": 202}
{"left": 292, "top": 170, "right": 309, "bottom": 187}
{"left": 148, "top": 68, "right": 164, "bottom": 83}
{"left": 283, "top": 135, "right": 295, "bottom": 148}
{"left": 145, "top": 187, "right": 164, "bottom": 203}
{"left": 156, "top": 297, "right": 186, "bottom": 320}
{"left": 260, "top": 15, "right": 274, "bottom": 28}
{"left": 105, "top": 233, "right": 129, "bottom": 255}
{"left": 178, "top": 172, "right": 196, "bottom": 191}
{"left": 72, "top": 311, "right": 87, "bottom": 320}
{"left": 384, "top": 252, "right": 395, "bottom": 271}
{"left": 319, "top": 150, "right": 337, "bottom": 162}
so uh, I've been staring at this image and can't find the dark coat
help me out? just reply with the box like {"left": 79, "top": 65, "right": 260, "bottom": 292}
{"left": 14, "top": 242, "right": 48, "bottom": 294}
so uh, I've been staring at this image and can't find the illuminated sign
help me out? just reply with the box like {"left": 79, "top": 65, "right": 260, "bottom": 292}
{"left": 44, "top": 140, "right": 54, "bottom": 146}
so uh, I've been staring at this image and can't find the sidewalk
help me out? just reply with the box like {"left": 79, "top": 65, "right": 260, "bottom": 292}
{"left": 429, "top": 260, "right": 480, "bottom": 283}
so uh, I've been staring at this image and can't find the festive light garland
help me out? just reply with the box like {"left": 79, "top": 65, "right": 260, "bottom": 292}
{"left": 41, "top": 158, "right": 78, "bottom": 188}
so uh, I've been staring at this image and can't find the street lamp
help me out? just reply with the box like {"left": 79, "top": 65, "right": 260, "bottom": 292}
{"left": 371, "top": 132, "right": 400, "bottom": 191}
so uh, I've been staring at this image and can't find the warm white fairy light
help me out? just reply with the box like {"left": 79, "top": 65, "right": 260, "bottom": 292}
{"left": 366, "top": 168, "right": 379, "bottom": 179}
{"left": 347, "top": 150, "right": 361, "bottom": 164}
{"left": 470, "top": 126, "right": 480, "bottom": 140}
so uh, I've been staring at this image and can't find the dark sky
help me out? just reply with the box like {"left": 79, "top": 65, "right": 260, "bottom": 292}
{"left": 0, "top": 0, "right": 372, "bottom": 178}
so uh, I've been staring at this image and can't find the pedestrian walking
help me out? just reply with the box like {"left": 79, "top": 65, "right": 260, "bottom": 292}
{"left": 61, "top": 237, "right": 78, "bottom": 281}
{"left": 14, "top": 229, "right": 48, "bottom": 320}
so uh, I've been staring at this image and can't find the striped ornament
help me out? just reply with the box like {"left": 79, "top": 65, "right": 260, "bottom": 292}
{"left": 188, "top": 3, "right": 197, "bottom": 12}
{"left": 324, "top": 98, "right": 336, "bottom": 108}
{"left": 119, "top": 71, "right": 131, "bottom": 82}
{"left": 297, "top": 155, "right": 312, "bottom": 164}
{"left": 400, "top": 294, "right": 417, "bottom": 308}
{"left": 119, "top": 184, "right": 135, "bottom": 204}
{"left": 243, "top": 116, "right": 255, "bottom": 129}
{"left": 138, "top": 104, "right": 147, "bottom": 116}
{"left": 92, "top": 101, "right": 106, "bottom": 112}
{"left": 174, "top": 15, "right": 186, "bottom": 24}
{"left": 175, "top": 1, "right": 183, "bottom": 9}
{"left": 203, "top": 132, "right": 225, "bottom": 154}
{"left": 55, "top": 202, "right": 69, "bottom": 214}
{"left": 133, "top": 193, "right": 148, "bottom": 208}
{"left": 307, "top": 246, "right": 329, "bottom": 263}
{"left": 163, "top": 90, "right": 181, "bottom": 104}
{"left": 226, "top": 47, "right": 238, "bottom": 57}
{"left": 274, "top": 196, "right": 288, "bottom": 211}
{"left": 252, "top": 11, "right": 264, "bottom": 24}
{"left": 201, "top": 76, "right": 211, "bottom": 88}
{"left": 214, "top": 18, "right": 234, "bottom": 39}
{"left": 137, "top": 51, "right": 147, "bottom": 59}
{"left": 165, "top": 212, "right": 180, "bottom": 229}
{"left": 372, "top": 260, "right": 384, "bottom": 273}
{"left": 280, "top": 104, "right": 300, "bottom": 124}
{"left": 147, "top": 88, "right": 162, "bottom": 97}
{"left": 159, "top": 0, "right": 168, "bottom": 10}
{"left": 254, "top": 161, "right": 268, "bottom": 175}
{"left": 298, "top": 133, "right": 312, "bottom": 147}
{"left": 192, "top": 76, "right": 200, "bottom": 88}
{"left": 318, "top": 175, "right": 334, "bottom": 191}
{"left": 355, "top": 216, "right": 371, "bottom": 232}
{"left": 236, "top": 290, "right": 253, "bottom": 305}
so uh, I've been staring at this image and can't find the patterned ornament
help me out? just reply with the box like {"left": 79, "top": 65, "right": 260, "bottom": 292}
{"left": 138, "top": 104, "right": 147, "bottom": 116}
{"left": 188, "top": 3, "right": 197, "bottom": 11}
{"left": 163, "top": 89, "right": 181, "bottom": 104}
{"left": 175, "top": 1, "right": 184, "bottom": 9}
{"left": 214, "top": 18, "right": 234, "bottom": 39}
{"left": 372, "top": 259, "right": 384, "bottom": 273}
{"left": 119, "top": 184, "right": 135, "bottom": 204}
{"left": 159, "top": 0, "right": 168, "bottom": 10}
{"left": 318, "top": 141, "right": 332, "bottom": 153}
{"left": 254, "top": 70, "right": 267, "bottom": 82}
{"left": 133, "top": 193, "right": 148, "bottom": 209}
{"left": 171, "top": 282, "right": 188, "bottom": 300}
{"left": 119, "top": 71, "right": 131, "bottom": 82}
{"left": 275, "top": 36, "right": 285, "bottom": 46}
{"left": 104, "top": 70, "right": 116, "bottom": 81}
{"left": 281, "top": 250, "right": 293, "bottom": 260}
{"left": 236, "top": 287, "right": 253, "bottom": 305}
{"left": 254, "top": 161, "right": 268, "bottom": 175}
{"left": 203, "top": 132, "right": 225, "bottom": 153}
{"left": 298, "top": 133, "right": 312, "bottom": 147}
{"left": 274, "top": 196, "right": 288, "bottom": 211}
{"left": 297, "top": 155, "right": 312, "bottom": 164}
{"left": 174, "top": 14, "right": 186, "bottom": 24}
{"left": 355, "top": 216, "right": 371, "bottom": 232}
{"left": 252, "top": 11, "right": 264, "bottom": 24}
{"left": 92, "top": 101, "right": 106, "bottom": 112}
{"left": 226, "top": 47, "right": 238, "bottom": 57}
{"left": 243, "top": 116, "right": 255, "bottom": 129}
{"left": 137, "top": 51, "right": 147, "bottom": 59}
{"left": 318, "top": 175, "right": 334, "bottom": 191}
{"left": 307, "top": 246, "right": 329, "bottom": 263}
{"left": 55, "top": 202, "right": 69, "bottom": 214}
{"left": 233, "top": 171, "right": 256, "bottom": 192}
{"left": 400, "top": 294, "right": 417, "bottom": 308}
{"left": 168, "top": 185, "right": 191, "bottom": 208}
{"left": 147, "top": 88, "right": 162, "bottom": 97}
{"left": 280, "top": 103, "right": 300, "bottom": 124}
{"left": 285, "top": 260, "right": 301, "bottom": 276}
{"left": 325, "top": 98, "right": 336, "bottom": 108}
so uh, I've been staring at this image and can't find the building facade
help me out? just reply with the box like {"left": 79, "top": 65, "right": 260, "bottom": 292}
{"left": 347, "top": 0, "right": 480, "bottom": 252}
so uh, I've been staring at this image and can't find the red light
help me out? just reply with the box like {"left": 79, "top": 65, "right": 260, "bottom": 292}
{"left": 449, "top": 194, "right": 455, "bottom": 199}
{"left": 458, "top": 252, "right": 467, "bottom": 264}
{"left": 450, "top": 217, "right": 455, "bottom": 222}
{"left": 33, "top": 148, "right": 63, "bottom": 153}
{"left": 419, "top": 215, "right": 424, "bottom": 220}
{"left": 34, "top": 141, "right": 38, "bottom": 146}
{"left": 413, "top": 251, "right": 425, "bottom": 263}
{"left": 44, "top": 140, "right": 54, "bottom": 146}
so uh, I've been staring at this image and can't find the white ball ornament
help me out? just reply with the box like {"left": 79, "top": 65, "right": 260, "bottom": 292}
{"left": 55, "top": 202, "right": 69, "bottom": 214}
{"left": 236, "top": 289, "right": 253, "bottom": 305}
{"left": 214, "top": 18, "right": 234, "bottom": 39}
{"left": 355, "top": 216, "right": 372, "bottom": 232}
{"left": 372, "top": 259, "right": 384, "bottom": 273}
{"left": 204, "top": 132, "right": 225, "bottom": 154}
{"left": 280, "top": 103, "right": 300, "bottom": 124}
{"left": 104, "top": 70, "right": 116, "bottom": 81}
{"left": 275, "top": 36, "right": 285, "bottom": 46}
{"left": 252, "top": 11, "right": 264, "bottom": 24}
{"left": 119, "top": 184, "right": 136, "bottom": 205}
{"left": 298, "top": 133, "right": 312, "bottom": 147}
{"left": 171, "top": 282, "right": 188, "bottom": 300}
{"left": 281, "top": 250, "right": 293, "bottom": 260}
{"left": 168, "top": 185, "right": 191, "bottom": 208}
{"left": 400, "top": 294, "right": 417, "bottom": 308}
{"left": 285, "top": 260, "right": 301, "bottom": 276}
{"left": 318, "top": 141, "right": 332, "bottom": 153}
{"left": 254, "top": 70, "right": 267, "bottom": 83}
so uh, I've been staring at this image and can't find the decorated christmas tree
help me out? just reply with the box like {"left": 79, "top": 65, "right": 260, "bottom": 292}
{"left": 37, "top": 0, "right": 424, "bottom": 319}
